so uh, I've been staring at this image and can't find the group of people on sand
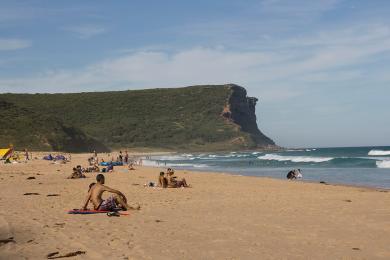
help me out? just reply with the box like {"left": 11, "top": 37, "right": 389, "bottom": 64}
{"left": 287, "top": 169, "right": 303, "bottom": 180}
{"left": 73, "top": 151, "right": 189, "bottom": 214}
{"left": 3, "top": 148, "right": 33, "bottom": 164}
{"left": 158, "top": 168, "right": 190, "bottom": 188}
{"left": 68, "top": 163, "right": 103, "bottom": 179}
{"left": 80, "top": 169, "right": 189, "bottom": 213}
{"left": 68, "top": 165, "right": 86, "bottom": 179}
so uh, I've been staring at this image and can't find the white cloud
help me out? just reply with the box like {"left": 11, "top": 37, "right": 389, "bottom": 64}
{"left": 260, "top": 0, "right": 341, "bottom": 14}
{"left": 1, "top": 23, "right": 390, "bottom": 103}
{"left": 63, "top": 25, "right": 107, "bottom": 39}
{"left": 0, "top": 38, "right": 31, "bottom": 51}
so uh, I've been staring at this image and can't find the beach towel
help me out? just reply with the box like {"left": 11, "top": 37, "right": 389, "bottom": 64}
{"left": 55, "top": 155, "right": 66, "bottom": 160}
{"left": 43, "top": 154, "right": 53, "bottom": 160}
{"left": 67, "top": 209, "right": 129, "bottom": 215}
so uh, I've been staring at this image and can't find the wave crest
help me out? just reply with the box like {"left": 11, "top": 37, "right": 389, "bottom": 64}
{"left": 368, "top": 150, "right": 390, "bottom": 156}
{"left": 257, "top": 154, "right": 333, "bottom": 163}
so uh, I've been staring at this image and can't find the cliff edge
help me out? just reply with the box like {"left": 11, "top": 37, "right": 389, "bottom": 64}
{"left": 222, "top": 84, "right": 275, "bottom": 148}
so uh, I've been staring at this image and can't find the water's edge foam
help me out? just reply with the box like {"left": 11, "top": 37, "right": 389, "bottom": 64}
{"left": 257, "top": 154, "right": 334, "bottom": 163}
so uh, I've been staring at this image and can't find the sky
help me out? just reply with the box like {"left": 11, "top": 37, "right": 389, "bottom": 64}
{"left": 0, "top": 0, "right": 389, "bottom": 148}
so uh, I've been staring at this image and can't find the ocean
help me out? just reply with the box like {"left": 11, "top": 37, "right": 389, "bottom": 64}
{"left": 143, "top": 146, "right": 390, "bottom": 189}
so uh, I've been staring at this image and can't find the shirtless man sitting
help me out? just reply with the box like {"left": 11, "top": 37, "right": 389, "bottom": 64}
{"left": 167, "top": 170, "right": 189, "bottom": 188}
{"left": 81, "top": 174, "right": 140, "bottom": 211}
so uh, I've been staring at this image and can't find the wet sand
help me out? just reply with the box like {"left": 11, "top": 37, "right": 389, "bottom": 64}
{"left": 1, "top": 153, "right": 390, "bottom": 259}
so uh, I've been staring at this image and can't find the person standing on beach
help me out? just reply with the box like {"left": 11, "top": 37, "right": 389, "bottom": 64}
{"left": 119, "top": 151, "right": 123, "bottom": 163}
{"left": 92, "top": 150, "right": 97, "bottom": 163}
{"left": 24, "top": 149, "right": 29, "bottom": 160}
{"left": 124, "top": 151, "right": 129, "bottom": 164}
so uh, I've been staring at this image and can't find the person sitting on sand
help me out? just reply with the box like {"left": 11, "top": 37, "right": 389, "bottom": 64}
{"left": 287, "top": 169, "right": 302, "bottom": 180}
{"left": 68, "top": 167, "right": 86, "bottom": 179}
{"left": 128, "top": 162, "right": 135, "bottom": 171}
{"left": 158, "top": 172, "right": 168, "bottom": 188}
{"left": 82, "top": 174, "right": 140, "bottom": 211}
{"left": 107, "top": 164, "right": 114, "bottom": 172}
{"left": 287, "top": 170, "right": 295, "bottom": 180}
{"left": 295, "top": 169, "right": 303, "bottom": 178}
{"left": 93, "top": 164, "right": 100, "bottom": 172}
{"left": 167, "top": 170, "right": 189, "bottom": 188}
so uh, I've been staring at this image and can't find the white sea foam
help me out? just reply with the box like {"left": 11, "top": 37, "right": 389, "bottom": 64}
{"left": 208, "top": 154, "right": 235, "bottom": 158}
{"left": 142, "top": 159, "right": 208, "bottom": 168}
{"left": 376, "top": 160, "right": 390, "bottom": 168}
{"left": 168, "top": 163, "right": 208, "bottom": 168}
{"left": 368, "top": 150, "right": 390, "bottom": 156}
{"left": 359, "top": 156, "right": 390, "bottom": 161}
{"left": 257, "top": 154, "right": 333, "bottom": 163}
{"left": 153, "top": 155, "right": 186, "bottom": 161}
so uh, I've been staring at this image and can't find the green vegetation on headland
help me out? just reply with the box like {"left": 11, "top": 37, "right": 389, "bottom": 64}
{"left": 0, "top": 84, "right": 275, "bottom": 152}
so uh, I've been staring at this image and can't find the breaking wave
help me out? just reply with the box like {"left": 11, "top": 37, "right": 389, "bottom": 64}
{"left": 142, "top": 160, "right": 208, "bottom": 168}
{"left": 368, "top": 150, "right": 390, "bottom": 156}
{"left": 376, "top": 160, "right": 390, "bottom": 168}
{"left": 257, "top": 154, "right": 334, "bottom": 163}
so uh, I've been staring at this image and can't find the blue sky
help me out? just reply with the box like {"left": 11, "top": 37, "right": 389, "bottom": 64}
{"left": 1, "top": 0, "right": 389, "bottom": 147}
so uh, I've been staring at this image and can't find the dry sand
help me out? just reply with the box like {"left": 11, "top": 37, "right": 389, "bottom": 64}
{"left": 1, "top": 153, "right": 390, "bottom": 259}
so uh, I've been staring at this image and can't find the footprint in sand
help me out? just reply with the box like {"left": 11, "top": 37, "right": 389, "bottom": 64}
{"left": 126, "top": 241, "right": 135, "bottom": 249}
{"left": 0, "top": 237, "right": 15, "bottom": 245}
{"left": 54, "top": 223, "right": 65, "bottom": 228}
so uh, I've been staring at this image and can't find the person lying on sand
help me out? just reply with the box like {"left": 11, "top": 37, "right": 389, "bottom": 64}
{"left": 85, "top": 164, "right": 100, "bottom": 173}
{"left": 158, "top": 172, "right": 168, "bottom": 188}
{"left": 167, "top": 170, "right": 189, "bottom": 188}
{"left": 81, "top": 174, "right": 140, "bottom": 211}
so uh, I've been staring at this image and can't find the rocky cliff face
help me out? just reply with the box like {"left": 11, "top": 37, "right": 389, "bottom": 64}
{"left": 222, "top": 84, "right": 275, "bottom": 147}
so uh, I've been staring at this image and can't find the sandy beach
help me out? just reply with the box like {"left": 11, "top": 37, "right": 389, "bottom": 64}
{"left": 1, "top": 153, "right": 390, "bottom": 259}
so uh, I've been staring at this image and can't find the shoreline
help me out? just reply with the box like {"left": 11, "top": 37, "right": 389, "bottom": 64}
{"left": 142, "top": 164, "right": 390, "bottom": 192}
{"left": 7, "top": 150, "right": 390, "bottom": 190}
